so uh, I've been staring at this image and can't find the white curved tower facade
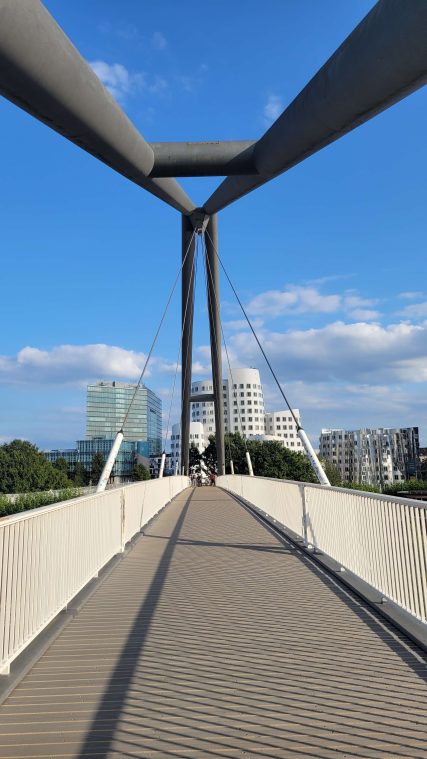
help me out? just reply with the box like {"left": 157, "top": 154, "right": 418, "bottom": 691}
{"left": 190, "top": 367, "right": 265, "bottom": 438}
{"left": 227, "top": 368, "right": 265, "bottom": 436}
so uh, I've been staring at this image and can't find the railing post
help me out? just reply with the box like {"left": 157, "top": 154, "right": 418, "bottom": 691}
{"left": 120, "top": 489, "right": 126, "bottom": 551}
{"left": 300, "top": 483, "right": 308, "bottom": 546}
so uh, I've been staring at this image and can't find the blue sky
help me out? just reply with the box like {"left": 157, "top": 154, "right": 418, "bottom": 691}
{"left": 1, "top": 0, "right": 426, "bottom": 449}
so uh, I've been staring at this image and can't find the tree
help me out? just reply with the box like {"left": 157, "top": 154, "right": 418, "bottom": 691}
{"left": 224, "top": 432, "right": 247, "bottom": 473}
{"left": 133, "top": 463, "right": 151, "bottom": 481}
{"left": 221, "top": 432, "right": 318, "bottom": 482}
{"left": 0, "top": 440, "right": 70, "bottom": 494}
{"left": 201, "top": 436, "right": 217, "bottom": 473}
{"left": 73, "top": 461, "right": 88, "bottom": 487}
{"left": 189, "top": 443, "right": 201, "bottom": 474}
{"left": 318, "top": 457, "right": 342, "bottom": 486}
{"left": 91, "top": 452, "right": 105, "bottom": 483}
{"left": 52, "top": 457, "right": 69, "bottom": 478}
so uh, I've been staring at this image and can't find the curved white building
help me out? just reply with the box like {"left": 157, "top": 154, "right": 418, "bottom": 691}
{"left": 227, "top": 367, "right": 265, "bottom": 436}
{"left": 190, "top": 367, "right": 265, "bottom": 438}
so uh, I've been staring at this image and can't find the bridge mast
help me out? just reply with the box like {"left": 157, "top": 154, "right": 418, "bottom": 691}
{"left": 180, "top": 215, "right": 196, "bottom": 475}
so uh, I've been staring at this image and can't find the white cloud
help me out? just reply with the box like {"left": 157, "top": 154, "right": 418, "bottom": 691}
{"left": 347, "top": 308, "right": 380, "bottom": 321}
{"left": 152, "top": 31, "right": 167, "bottom": 50}
{"left": 0, "top": 344, "right": 149, "bottom": 385}
{"left": 263, "top": 94, "right": 283, "bottom": 126}
{"left": 343, "top": 294, "right": 380, "bottom": 320}
{"left": 229, "top": 320, "right": 427, "bottom": 384}
{"left": 246, "top": 286, "right": 341, "bottom": 318}
{"left": 398, "top": 291, "right": 425, "bottom": 300}
{"left": 89, "top": 60, "right": 167, "bottom": 103}
{"left": 400, "top": 300, "right": 427, "bottom": 319}
{"left": 90, "top": 61, "right": 132, "bottom": 101}
{"left": 245, "top": 285, "right": 381, "bottom": 321}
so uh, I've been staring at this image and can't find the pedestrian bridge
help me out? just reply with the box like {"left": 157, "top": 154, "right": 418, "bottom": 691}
{"left": 0, "top": 479, "right": 426, "bottom": 757}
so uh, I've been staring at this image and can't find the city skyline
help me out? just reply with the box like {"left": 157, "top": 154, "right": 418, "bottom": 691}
{"left": 1, "top": 0, "right": 426, "bottom": 448}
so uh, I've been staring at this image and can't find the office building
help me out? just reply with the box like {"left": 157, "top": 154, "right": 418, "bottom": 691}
{"left": 44, "top": 438, "right": 139, "bottom": 482}
{"left": 319, "top": 426, "right": 420, "bottom": 486}
{"left": 86, "top": 380, "right": 162, "bottom": 456}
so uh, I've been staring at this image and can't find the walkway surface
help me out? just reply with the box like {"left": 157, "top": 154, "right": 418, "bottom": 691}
{"left": 0, "top": 487, "right": 427, "bottom": 758}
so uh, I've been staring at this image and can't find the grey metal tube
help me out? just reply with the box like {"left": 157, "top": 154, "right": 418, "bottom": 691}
{"left": 0, "top": 0, "right": 195, "bottom": 214}
{"left": 149, "top": 141, "right": 256, "bottom": 177}
{"left": 205, "top": 216, "right": 225, "bottom": 476}
{"left": 204, "top": 0, "right": 427, "bottom": 214}
{"left": 181, "top": 215, "right": 196, "bottom": 476}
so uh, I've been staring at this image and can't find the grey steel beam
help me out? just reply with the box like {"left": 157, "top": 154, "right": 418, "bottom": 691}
{"left": 149, "top": 141, "right": 256, "bottom": 177}
{"left": 190, "top": 393, "right": 215, "bottom": 403}
{"left": 204, "top": 0, "right": 427, "bottom": 214}
{"left": 0, "top": 0, "right": 195, "bottom": 215}
{"left": 181, "top": 216, "right": 196, "bottom": 476}
{"left": 205, "top": 216, "right": 225, "bottom": 476}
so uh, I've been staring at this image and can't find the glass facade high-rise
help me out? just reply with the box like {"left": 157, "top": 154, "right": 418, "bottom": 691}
{"left": 86, "top": 381, "right": 162, "bottom": 456}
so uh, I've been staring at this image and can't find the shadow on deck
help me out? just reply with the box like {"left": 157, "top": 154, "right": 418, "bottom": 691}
{"left": 0, "top": 487, "right": 426, "bottom": 758}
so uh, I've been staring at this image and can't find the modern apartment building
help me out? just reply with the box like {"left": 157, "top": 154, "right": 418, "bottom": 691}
{"left": 170, "top": 421, "right": 210, "bottom": 473}
{"left": 319, "top": 427, "right": 420, "bottom": 486}
{"left": 171, "top": 367, "right": 303, "bottom": 468}
{"left": 190, "top": 367, "right": 266, "bottom": 437}
{"left": 264, "top": 410, "right": 303, "bottom": 451}
{"left": 86, "top": 381, "right": 162, "bottom": 456}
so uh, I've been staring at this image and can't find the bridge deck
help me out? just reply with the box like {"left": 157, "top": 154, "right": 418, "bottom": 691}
{"left": 0, "top": 487, "right": 426, "bottom": 758}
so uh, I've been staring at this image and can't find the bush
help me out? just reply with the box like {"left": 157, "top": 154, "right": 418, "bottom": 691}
{"left": 0, "top": 488, "right": 82, "bottom": 518}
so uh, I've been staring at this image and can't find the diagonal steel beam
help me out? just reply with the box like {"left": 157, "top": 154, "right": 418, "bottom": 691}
{"left": 0, "top": 0, "right": 195, "bottom": 215}
{"left": 204, "top": 0, "right": 427, "bottom": 214}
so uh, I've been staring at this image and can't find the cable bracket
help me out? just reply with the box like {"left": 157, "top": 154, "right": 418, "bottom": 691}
{"left": 190, "top": 208, "right": 210, "bottom": 234}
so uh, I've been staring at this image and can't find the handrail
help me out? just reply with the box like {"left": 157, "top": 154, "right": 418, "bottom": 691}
{"left": 0, "top": 477, "right": 189, "bottom": 675}
{"left": 218, "top": 474, "right": 427, "bottom": 625}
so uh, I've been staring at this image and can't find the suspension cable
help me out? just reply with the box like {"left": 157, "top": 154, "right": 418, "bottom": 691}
{"left": 121, "top": 228, "right": 196, "bottom": 432}
{"left": 205, "top": 228, "right": 301, "bottom": 431}
{"left": 202, "top": 235, "right": 248, "bottom": 458}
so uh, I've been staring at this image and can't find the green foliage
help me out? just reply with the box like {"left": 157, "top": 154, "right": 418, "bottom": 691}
{"left": 133, "top": 463, "right": 151, "bottom": 481}
{"left": 222, "top": 432, "right": 317, "bottom": 482}
{"left": 0, "top": 440, "right": 71, "bottom": 494}
{"left": 52, "top": 457, "right": 69, "bottom": 477}
{"left": 0, "top": 488, "right": 82, "bottom": 518}
{"left": 382, "top": 478, "right": 427, "bottom": 495}
{"left": 91, "top": 452, "right": 105, "bottom": 483}
{"left": 202, "top": 436, "right": 218, "bottom": 473}
{"left": 73, "top": 461, "right": 88, "bottom": 487}
{"left": 318, "top": 457, "right": 342, "bottom": 486}
{"left": 189, "top": 443, "right": 201, "bottom": 473}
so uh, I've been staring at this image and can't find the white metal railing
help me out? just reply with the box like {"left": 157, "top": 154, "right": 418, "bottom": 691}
{"left": 218, "top": 475, "right": 427, "bottom": 625}
{"left": 0, "top": 476, "right": 189, "bottom": 674}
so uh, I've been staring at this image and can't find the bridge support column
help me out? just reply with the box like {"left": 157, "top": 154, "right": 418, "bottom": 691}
{"left": 181, "top": 215, "right": 196, "bottom": 476}
{"left": 205, "top": 214, "right": 225, "bottom": 476}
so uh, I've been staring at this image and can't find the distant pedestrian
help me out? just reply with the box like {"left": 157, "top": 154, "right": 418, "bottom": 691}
{"left": 209, "top": 471, "right": 216, "bottom": 486}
